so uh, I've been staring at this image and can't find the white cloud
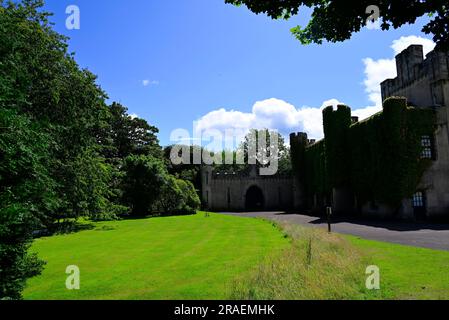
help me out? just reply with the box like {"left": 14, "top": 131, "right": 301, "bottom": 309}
{"left": 129, "top": 113, "right": 139, "bottom": 119}
{"left": 195, "top": 98, "right": 344, "bottom": 142}
{"left": 363, "top": 35, "right": 436, "bottom": 108}
{"left": 194, "top": 35, "right": 436, "bottom": 147}
{"left": 362, "top": 58, "right": 397, "bottom": 107}
{"left": 352, "top": 105, "right": 382, "bottom": 120}
{"left": 142, "top": 79, "right": 159, "bottom": 87}
{"left": 391, "top": 35, "right": 436, "bottom": 56}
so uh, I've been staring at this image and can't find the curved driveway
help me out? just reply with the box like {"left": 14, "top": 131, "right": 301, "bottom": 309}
{"left": 220, "top": 212, "right": 449, "bottom": 251}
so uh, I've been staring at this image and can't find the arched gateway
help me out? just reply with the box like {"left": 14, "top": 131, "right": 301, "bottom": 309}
{"left": 245, "top": 185, "right": 265, "bottom": 211}
{"left": 201, "top": 165, "right": 297, "bottom": 212}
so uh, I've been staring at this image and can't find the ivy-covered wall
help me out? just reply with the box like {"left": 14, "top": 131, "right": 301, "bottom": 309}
{"left": 323, "top": 104, "right": 352, "bottom": 189}
{"left": 295, "top": 97, "right": 436, "bottom": 210}
{"left": 304, "top": 140, "right": 327, "bottom": 196}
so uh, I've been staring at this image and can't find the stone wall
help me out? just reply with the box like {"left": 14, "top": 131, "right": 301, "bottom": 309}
{"left": 381, "top": 45, "right": 449, "bottom": 108}
{"left": 201, "top": 166, "right": 296, "bottom": 212}
{"left": 381, "top": 45, "right": 449, "bottom": 219}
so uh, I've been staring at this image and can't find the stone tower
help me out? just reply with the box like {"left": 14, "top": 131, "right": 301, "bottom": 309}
{"left": 381, "top": 45, "right": 449, "bottom": 218}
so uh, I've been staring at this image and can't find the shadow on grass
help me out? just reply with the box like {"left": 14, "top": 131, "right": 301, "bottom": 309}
{"left": 119, "top": 211, "right": 198, "bottom": 221}
{"left": 34, "top": 220, "right": 96, "bottom": 238}
{"left": 95, "top": 225, "right": 117, "bottom": 232}
{"left": 52, "top": 220, "right": 96, "bottom": 234}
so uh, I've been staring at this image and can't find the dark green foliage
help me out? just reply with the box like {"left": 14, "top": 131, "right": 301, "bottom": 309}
{"left": 104, "top": 102, "right": 162, "bottom": 161}
{"left": 0, "top": 203, "right": 45, "bottom": 300}
{"left": 349, "top": 98, "right": 435, "bottom": 207}
{"left": 0, "top": 0, "right": 181, "bottom": 299}
{"left": 289, "top": 134, "right": 306, "bottom": 183}
{"left": 155, "top": 176, "right": 201, "bottom": 216}
{"left": 163, "top": 144, "right": 203, "bottom": 192}
{"left": 225, "top": 0, "right": 449, "bottom": 50}
{"left": 0, "top": 0, "right": 118, "bottom": 226}
{"left": 122, "top": 155, "right": 201, "bottom": 216}
{"left": 304, "top": 140, "right": 327, "bottom": 196}
{"left": 0, "top": 109, "right": 49, "bottom": 299}
{"left": 121, "top": 155, "right": 168, "bottom": 216}
{"left": 323, "top": 105, "right": 352, "bottom": 188}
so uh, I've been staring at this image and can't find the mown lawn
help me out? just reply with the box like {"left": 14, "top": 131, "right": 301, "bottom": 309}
{"left": 24, "top": 213, "right": 288, "bottom": 300}
{"left": 24, "top": 212, "right": 449, "bottom": 300}
{"left": 347, "top": 236, "right": 449, "bottom": 300}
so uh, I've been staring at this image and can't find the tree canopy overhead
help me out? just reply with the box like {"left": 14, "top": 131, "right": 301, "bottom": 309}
{"left": 225, "top": 0, "right": 449, "bottom": 50}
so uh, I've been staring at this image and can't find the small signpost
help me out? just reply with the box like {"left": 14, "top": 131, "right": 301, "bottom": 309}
{"left": 326, "top": 207, "right": 332, "bottom": 233}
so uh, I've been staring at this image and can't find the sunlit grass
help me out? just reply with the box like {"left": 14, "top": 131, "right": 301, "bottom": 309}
{"left": 230, "top": 224, "right": 379, "bottom": 300}
{"left": 24, "top": 213, "right": 288, "bottom": 300}
{"left": 347, "top": 235, "right": 449, "bottom": 300}
{"left": 231, "top": 222, "right": 449, "bottom": 300}
{"left": 24, "top": 213, "right": 449, "bottom": 300}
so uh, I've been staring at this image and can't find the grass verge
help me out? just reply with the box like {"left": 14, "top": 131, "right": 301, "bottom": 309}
{"left": 230, "top": 221, "right": 449, "bottom": 300}
{"left": 229, "top": 223, "right": 377, "bottom": 299}
{"left": 347, "top": 235, "right": 449, "bottom": 300}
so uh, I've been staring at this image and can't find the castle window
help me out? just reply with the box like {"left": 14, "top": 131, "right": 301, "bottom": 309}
{"left": 412, "top": 192, "right": 425, "bottom": 208}
{"left": 421, "top": 135, "right": 434, "bottom": 159}
{"left": 206, "top": 172, "right": 209, "bottom": 185}
{"left": 227, "top": 187, "right": 231, "bottom": 205}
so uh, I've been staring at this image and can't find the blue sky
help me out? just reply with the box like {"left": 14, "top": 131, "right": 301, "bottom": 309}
{"left": 44, "top": 0, "right": 435, "bottom": 146}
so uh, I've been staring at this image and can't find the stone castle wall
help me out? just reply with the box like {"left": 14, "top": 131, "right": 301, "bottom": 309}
{"left": 382, "top": 45, "right": 449, "bottom": 219}
{"left": 201, "top": 166, "right": 296, "bottom": 212}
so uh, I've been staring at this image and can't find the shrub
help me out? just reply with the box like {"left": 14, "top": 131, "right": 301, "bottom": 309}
{"left": 155, "top": 177, "right": 200, "bottom": 216}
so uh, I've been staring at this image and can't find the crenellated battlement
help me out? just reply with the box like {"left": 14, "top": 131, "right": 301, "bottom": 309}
{"left": 381, "top": 45, "right": 449, "bottom": 107}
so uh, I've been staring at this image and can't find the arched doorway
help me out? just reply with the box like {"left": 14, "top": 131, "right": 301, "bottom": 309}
{"left": 245, "top": 186, "right": 265, "bottom": 211}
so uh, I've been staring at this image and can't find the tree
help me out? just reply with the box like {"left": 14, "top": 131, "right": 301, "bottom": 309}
{"left": 225, "top": 0, "right": 449, "bottom": 50}
{"left": 163, "top": 144, "right": 203, "bottom": 191}
{"left": 0, "top": 0, "right": 125, "bottom": 226}
{"left": 104, "top": 102, "right": 162, "bottom": 161}
{"left": 235, "top": 129, "right": 292, "bottom": 175}
{"left": 121, "top": 155, "right": 168, "bottom": 216}
{"left": 0, "top": 109, "right": 49, "bottom": 299}
{"left": 0, "top": 0, "right": 174, "bottom": 299}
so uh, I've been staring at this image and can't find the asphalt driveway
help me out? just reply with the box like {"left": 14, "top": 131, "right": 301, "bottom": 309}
{"left": 220, "top": 212, "right": 449, "bottom": 251}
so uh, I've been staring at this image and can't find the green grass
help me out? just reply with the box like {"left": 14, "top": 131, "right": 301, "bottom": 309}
{"left": 24, "top": 213, "right": 288, "bottom": 300}
{"left": 229, "top": 223, "right": 449, "bottom": 300}
{"left": 24, "top": 213, "right": 449, "bottom": 300}
{"left": 347, "top": 236, "right": 449, "bottom": 300}
{"left": 230, "top": 224, "right": 374, "bottom": 300}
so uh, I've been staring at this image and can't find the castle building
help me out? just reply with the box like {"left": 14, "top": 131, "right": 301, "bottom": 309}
{"left": 202, "top": 45, "right": 449, "bottom": 220}
{"left": 201, "top": 165, "right": 297, "bottom": 212}
{"left": 379, "top": 45, "right": 449, "bottom": 219}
